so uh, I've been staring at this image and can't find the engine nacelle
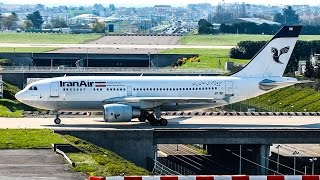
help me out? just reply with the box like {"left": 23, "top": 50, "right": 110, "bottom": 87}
{"left": 102, "top": 104, "right": 140, "bottom": 122}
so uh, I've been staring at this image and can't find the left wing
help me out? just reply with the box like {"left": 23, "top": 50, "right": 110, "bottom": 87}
{"left": 102, "top": 96, "right": 221, "bottom": 104}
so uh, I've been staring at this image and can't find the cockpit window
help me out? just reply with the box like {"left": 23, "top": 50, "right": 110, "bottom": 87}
{"left": 29, "top": 86, "right": 38, "bottom": 91}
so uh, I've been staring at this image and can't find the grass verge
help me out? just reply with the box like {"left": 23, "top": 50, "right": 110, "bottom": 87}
{"left": 0, "top": 33, "right": 102, "bottom": 44}
{"left": 228, "top": 85, "right": 320, "bottom": 112}
{"left": 161, "top": 48, "right": 249, "bottom": 69}
{"left": 0, "top": 129, "right": 150, "bottom": 176}
{"left": 0, "top": 129, "right": 65, "bottom": 149}
{"left": 0, "top": 82, "right": 38, "bottom": 117}
{"left": 0, "top": 99, "right": 24, "bottom": 117}
{"left": 186, "top": 145, "right": 207, "bottom": 155}
{"left": 180, "top": 34, "right": 320, "bottom": 46}
{"left": 64, "top": 135, "right": 150, "bottom": 176}
{"left": 0, "top": 47, "right": 56, "bottom": 53}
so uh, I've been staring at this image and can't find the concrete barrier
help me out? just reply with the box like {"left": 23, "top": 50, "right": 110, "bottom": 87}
{"left": 23, "top": 111, "right": 320, "bottom": 117}
{"left": 89, "top": 176, "right": 320, "bottom": 180}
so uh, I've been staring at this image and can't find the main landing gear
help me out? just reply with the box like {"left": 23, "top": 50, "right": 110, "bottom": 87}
{"left": 139, "top": 108, "right": 168, "bottom": 126}
{"left": 54, "top": 112, "right": 61, "bottom": 125}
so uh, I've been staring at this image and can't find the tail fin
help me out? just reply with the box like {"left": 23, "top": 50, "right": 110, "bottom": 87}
{"left": 231, "top": 26, "right": 302, "bottom": 78}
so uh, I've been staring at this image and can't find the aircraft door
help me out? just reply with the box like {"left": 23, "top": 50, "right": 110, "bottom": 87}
{"left": 50, "top": 82, "right": 59, "bottom": 97}
{"left": 127, "top": 86, "right": 132, "bottom": 96}
{"left": 225, "top": 81, "right": 234, "bottom": 95}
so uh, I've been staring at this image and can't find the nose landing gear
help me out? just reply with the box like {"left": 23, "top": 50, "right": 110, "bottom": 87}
{"left": 54, "top": 112, "right": 61, "bottom": 124}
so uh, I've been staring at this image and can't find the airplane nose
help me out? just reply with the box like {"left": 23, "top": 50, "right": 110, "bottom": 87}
{"left": 15, "top": 91, "right": 23, "bottom": 102}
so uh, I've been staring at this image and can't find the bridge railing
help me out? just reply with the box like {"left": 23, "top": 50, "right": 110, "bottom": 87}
{"left": 0, "top": 66, "right": 225, "bottom": 74}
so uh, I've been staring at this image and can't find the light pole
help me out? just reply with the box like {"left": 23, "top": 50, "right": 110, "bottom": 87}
{"left": 304, "top": 166, "right": 308, "bottom": 175}
{"left": 279, "top": 102, "right": 282, "bottom": 112}
{"left": 293, "top": 151, "right": 299, "bottom": 175}
{"left": 309, "top": 157, "right": 317, "bottom": 175}
{"left": 86, "top": 48, "right": 89, "bottom": 68}
{"left": 276, "top": 145, "right": 282, "bottom": 174}
{"left": 268, "top": 99, "right": 271, "bottom": 112}
{"left": 148, "top": 52, "right": 151, "bottom": 70}
{"left": 239, "top": 145, "right": 242, "bottom": 175}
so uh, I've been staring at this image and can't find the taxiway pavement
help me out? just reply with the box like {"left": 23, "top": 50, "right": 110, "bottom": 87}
{"left": 0, "top": 149, "right": 85, "bottom": 180}
{"left": 0, "top": 43, "right": 234, "bottom": 49}
{"left": 0, "top": 116, "right": 319, "bottom": 130}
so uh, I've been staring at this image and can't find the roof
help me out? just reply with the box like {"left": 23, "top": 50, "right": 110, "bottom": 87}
{"left": 238, "top": 18, "right": 281, "bottom": 25}
{"left": 70, "top": 14, "right": 121, "bottom": 22}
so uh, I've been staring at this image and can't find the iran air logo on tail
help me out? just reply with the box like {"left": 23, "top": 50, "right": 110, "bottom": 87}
{"left": 271, "top": 46, "right": 290, "bottom": 64}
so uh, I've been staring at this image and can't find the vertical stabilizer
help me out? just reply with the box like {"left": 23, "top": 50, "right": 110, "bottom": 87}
{"left": 231, "top": 26, "right": 302, "bottom": 78}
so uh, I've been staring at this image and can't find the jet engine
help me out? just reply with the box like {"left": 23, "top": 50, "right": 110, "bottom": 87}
{"left": 102, "top": 104, "right": 140, "bottom": 122}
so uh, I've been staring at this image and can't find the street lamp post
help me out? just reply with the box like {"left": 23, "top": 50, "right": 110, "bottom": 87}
{"left": 239, "top": 145, "right": 242, "bottom": 175}
{"left": 293, "top": 151, "right": 299, "bottom": 175}
{"left": 276, "top": 145, "right": 282, "bottom": 174}
{"left": 279, "top": 102, "right": 282, "bottom": 112}
{"left": 148, "top": 52, "right": 151, "bottom": 70}
{"left": 309, "top": 157, "right": 317, "bottom": 175}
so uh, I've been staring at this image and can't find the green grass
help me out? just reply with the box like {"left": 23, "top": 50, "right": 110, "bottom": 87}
{"left": 0, "top": 130, "right": 149, "bottom": 176}
{"left": 0, "top": 47, "right": 56, "bottom": 53}
{"left": 0, "top": 82, "right": 38, "bottom": 117}
{"left": 0, "top": 129, "right": 65, "bottom": 149}
{"left": 64, "top": 135, "right": 150, "bottom": 176}
{"left": 186, "top": 145, "right": 207, "bottom": 155}
{"left": 162, "top": 48, "right": 249, "bottom": 69}
{"left": 180, "top": 34, "right": 320, "bottom": 46}
{"left": 0, "top": 33, "right": 102, "bottom": 44}
{"left": 231, "top": 85, "right": 320, "bottom": 112}
{"left": 0, "top": 99, "right": 24, "bottom": 117}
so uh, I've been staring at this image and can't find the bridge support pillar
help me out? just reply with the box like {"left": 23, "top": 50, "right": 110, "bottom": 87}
{"left": 206, "top": 144, "right": 270, "bottom": 175}
{"left": 257, "top": 144, "right": 270, "bottom": 175}
{"left": 55, "top": 130, "right": 155, "bottom": 170}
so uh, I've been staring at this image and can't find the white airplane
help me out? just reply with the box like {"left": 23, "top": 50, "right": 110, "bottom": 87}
{"left": 16, "top": 26, "right": 304, "bottom": 126}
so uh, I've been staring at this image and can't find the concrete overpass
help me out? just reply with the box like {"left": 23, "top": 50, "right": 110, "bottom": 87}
{"left": 54, "top": 128, "right": 320, "bottom": 175}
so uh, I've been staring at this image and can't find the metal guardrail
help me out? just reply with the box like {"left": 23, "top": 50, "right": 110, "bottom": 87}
{"left": 23, "top": 111, "right": 320, "bottom": 117}
{"left": 152, "top": 160, "right": 181, "bottom": 175}
{"left": 0, "top": 66, "right": 225, "bottom": 74}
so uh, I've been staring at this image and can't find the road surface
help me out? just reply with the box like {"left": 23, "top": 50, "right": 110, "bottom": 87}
{"left": 0, "top": 43, "right": 234, "bottom": 49}
{"left": 0, "top": 116, "right": 319, "bottom": 130}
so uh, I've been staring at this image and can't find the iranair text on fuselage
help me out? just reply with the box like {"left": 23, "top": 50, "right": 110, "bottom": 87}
{"left": 59, "top": 81, "right": 107, "bottom": 87}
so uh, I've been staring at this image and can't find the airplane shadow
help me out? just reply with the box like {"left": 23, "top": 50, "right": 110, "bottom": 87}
{"left": 41, "top": 116, "right": 320, "bottom": 129}
{"left": 43, "top": 117, "right": 192, "bottom": 129}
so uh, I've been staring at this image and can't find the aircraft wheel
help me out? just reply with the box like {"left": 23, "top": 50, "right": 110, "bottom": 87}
{"left": 159, "top": 118, "right": 168, "bottom": 126}
{"left": 54, "top": 118, "right": 61, "bottom": 124}
{"left": 139, "top": 111, "right": 149, "bottom": 122}
{"left": 147, "top": 114, "right": 158, "bottom": 126}
{"left": 138, "top": 116, "right": 147, "bottom": 122}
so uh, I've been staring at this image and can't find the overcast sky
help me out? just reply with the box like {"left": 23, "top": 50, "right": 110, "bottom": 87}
{"left": 1, "top": 0, "right": 319, "bottom": 7}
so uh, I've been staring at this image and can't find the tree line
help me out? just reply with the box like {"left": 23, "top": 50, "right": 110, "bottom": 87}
{"left": 199, "top": 6, "right": 320, "bottom": 35}
{"left": 0, "top": 11, "right": 106, "bottom": 33}
{"left": 199, "top": 19, "right": 320, "bottom": 35}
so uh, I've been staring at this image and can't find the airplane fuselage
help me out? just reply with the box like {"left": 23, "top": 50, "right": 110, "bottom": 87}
{"left": 17, "top": 75, "right": 294, "bottom": 112}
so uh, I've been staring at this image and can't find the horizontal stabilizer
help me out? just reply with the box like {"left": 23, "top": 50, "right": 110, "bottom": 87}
{"left": 259, "top": 79, "right": 313, "bottom": 91}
